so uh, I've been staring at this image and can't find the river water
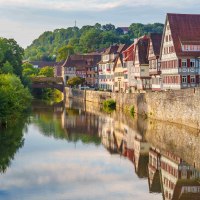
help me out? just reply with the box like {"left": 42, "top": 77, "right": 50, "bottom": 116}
{"left": 0, "top": 100, "right": 200, "bottom": 200}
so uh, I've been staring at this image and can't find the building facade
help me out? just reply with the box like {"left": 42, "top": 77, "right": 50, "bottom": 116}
{"left": 133, "top": 35, "right": 151, "bottom": 90}
{"left": 160, "top": 13, "right": 200, "bottom": 90}
{"left": 98, "top": 44, "right": 127, "bottom": 91}
{"left": 148, "top": 33, "right": 162, "bottom": 90}
{"left": 62, "top": 54, "right": 101, "bottom": 87}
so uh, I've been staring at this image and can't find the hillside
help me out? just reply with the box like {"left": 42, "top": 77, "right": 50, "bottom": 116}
{"left": 24, "top": 23, "right": 164, "bottom": 61}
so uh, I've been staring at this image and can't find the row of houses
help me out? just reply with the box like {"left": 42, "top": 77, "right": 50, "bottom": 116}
{"left": 56, "top": 13, "right": 200, "bottom": 91}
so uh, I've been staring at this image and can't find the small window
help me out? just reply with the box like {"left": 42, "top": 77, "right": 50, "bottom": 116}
{"left": 182, "top": 59, "right": 187, "bottom": 67}
{"left": 191, "top": 75, "right": 195, "bottom": 83}
{"left": 190, "top": 59, "right": 195, "bottom": 67}
{"left": 182, "top": 76, "right": 187, "bottom": 83}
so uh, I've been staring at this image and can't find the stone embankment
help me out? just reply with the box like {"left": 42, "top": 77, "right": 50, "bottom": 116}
{"left": 65, "top": 87, "right": 200, "bottom": 130}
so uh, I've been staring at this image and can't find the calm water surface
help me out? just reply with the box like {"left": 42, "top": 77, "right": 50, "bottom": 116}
{"left": 0, "top": 100, "right": 200, "bottom": 200}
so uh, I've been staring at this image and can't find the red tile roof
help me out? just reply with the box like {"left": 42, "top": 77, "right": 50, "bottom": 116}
{"left": 167, "top": 13, "right": 200, "bottom": 57}
{"left": 149, "top": 33, "right": 162, "bottom": 57}
{"left": 122, "top": 43, "right": 135, "bottom": 61}
{"left": 62, "top": 54, "right": 101, "bottom": 69}
{"left": 135, "top": 35, "right": 149, "bottom": 64}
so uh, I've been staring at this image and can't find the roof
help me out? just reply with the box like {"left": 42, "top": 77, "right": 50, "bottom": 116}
{"left": 118, "top": 27, "right": 129, "bottom": 32}
{"left": 62, "top": 54, "right": 101, "bottom": 69}
{"left": 123, "top": 43, "right": 135, "bottom": 61}
{"left": 135, "top": 35, "right": 149, "bottom": 64}
{"left": 149, "top": 33, "right": 162, "bottom": 57}
{"left": 167, "top": 13, "right": 200, "bottom": 57}
{"left": 103, "top": 44, "right": 128, "bottom": 55}
{"left": 30, "top": 61, "right": 58, "bottom": 68}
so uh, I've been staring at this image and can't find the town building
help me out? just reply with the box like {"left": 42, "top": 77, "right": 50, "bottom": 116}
{"left": 113, "top": 55, "right": 125, "bottom": 92}
{"left": 62, "top": 54, "right": 101, "bottom": 87}
{"left": 98, "top": 44, "right": 127, "bottom": 91}
{"left": 148, "top": 33, "right": 163, "bottom": 90}
{"left": 160, "top": 13, "right": 200, "bottom": 90}
{"left": 122, "top": 43, "right": 135, "bottom": 92}
{"left": 133, "top": 35, "right": 151, "bottom": 90}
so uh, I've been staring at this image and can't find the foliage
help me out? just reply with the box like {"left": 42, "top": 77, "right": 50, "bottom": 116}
{"left": 57, "top": 44, "right": 74, "bottom": 62}
{"left": 103, "top": 99, "right": 116, "bottom": 113}
{"left": 67, "top": 76, "right": 85, "bottom": 87}
{"left": 0, "top": 38, "right": 24, "bottom": 77}
{"left": 24, "top": 23, "right": 164, "bottom": 61}
{"left": 38, "top": 66, "right": 54, "bottom": 77}
{"left": 0, "top": 114, "right": 29, "bottom": 173}
{"left": 130, "top": 106, "right": 135, "bottom": 117}
{"left": 0, "top": 74, "right": 32, "bottom": 126}
{"left": 1, "top": 61, "right": 14, "bottom": 74}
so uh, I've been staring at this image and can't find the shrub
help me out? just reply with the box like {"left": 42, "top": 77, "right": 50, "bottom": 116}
{"left": 103, "top": 99, "right": 116, "bottom": 113}
{"left": 130, "top": 106, "right": 135, "bottom": 117}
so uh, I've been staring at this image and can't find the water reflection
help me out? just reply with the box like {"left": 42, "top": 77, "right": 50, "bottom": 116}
{"left": 0, "top": 116, "right": 29, "bottom": 174}
{"left": 64, "top": 100, "right": 200, "bottom": 199}
{"left": 0, "top": 99, "right": 200, "bottom": 200}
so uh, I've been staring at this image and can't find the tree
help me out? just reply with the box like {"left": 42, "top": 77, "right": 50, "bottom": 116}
{"left": 1, "top": 61, "right": 14, "bottom": 74}
{"left": 0, "top": 38, "right": 24, "bottom": 77}
{"left": 57, "top": 45, "right": 74, "bottom": 62}
{"left": 0, "top": 74, "right": 31, "bottom": 125}
{"left": 102, "top": 24, "right": 115, "bottom": 31}
{"left": 38, "top": 66, "right": 54, "bottom": 77}
{"left": 67, "top": 77, "right": 85, "bottom": 87}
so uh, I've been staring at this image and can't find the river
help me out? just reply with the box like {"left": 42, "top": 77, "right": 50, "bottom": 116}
{"left": 0, "top": 100, "right": 200, "bottom": 200}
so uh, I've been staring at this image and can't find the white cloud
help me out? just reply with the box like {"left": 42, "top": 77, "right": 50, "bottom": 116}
{"left": 0, "top": 0, "right": 198, "bottom": 11}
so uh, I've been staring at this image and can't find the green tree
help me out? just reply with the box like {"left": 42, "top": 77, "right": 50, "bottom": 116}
{"left": 0, "top": 74, "right": 32, "bottom": 125}
{"left": 57, "top": 45, "right": 74, "bottom": 62}
{"left": 0, "top": 38, "right": 24, "bottom": 77}
{"left": 38, "top": 66, "right": 54, "bottom": 77}
{"left": 67, "top": 77, "right": 85, "bottom": 87}
{"left": 1, "top": 61, "right": 14, "bottom": 74}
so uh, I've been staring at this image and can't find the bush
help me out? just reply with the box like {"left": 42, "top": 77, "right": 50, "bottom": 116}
{"left": 130, "top": 106, "right": 135, "bottom": 117}
{"left": 103, "top": 99, "right": 116, "bottom": 113}
{"left": 0, "top": 74, "right": 32, "bottom": 126}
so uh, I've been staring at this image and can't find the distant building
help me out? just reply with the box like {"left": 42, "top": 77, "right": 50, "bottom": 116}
{"left": 62, "top": 54, "right": 101, "bottom": 87}
{"left": 160, "top": 13, "right": 200, "bottom": 90}
{"left": 30, "top": 61, "right": 58, "bottom": 69}
{"left": 117, "top": 27, "right": 129, "bottom": 34}
{"left": 98, "top": 44, "right": 127, "bottom": 91}
{"left": 148, "top": 33, "right": 162, "bottom": 90}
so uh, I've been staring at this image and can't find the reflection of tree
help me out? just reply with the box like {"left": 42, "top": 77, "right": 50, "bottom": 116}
{"left": 0, "top": 116, "right": 28, "bottom": 174}
{"left": 33, "top": 107, "right": 101, "bottom": 145}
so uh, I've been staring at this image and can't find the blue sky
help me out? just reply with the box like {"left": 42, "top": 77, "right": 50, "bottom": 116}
{"left": 0, "top": 0, "right": 200, "bottom": 48}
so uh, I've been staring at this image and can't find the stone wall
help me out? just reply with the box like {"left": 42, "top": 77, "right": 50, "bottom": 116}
{"left": 65, "top": 87, "right": 200, "bottom": 129}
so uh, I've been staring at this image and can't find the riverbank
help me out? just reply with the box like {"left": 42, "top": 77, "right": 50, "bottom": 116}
{"left": 65, "top": 87, "right": 200, "bottom": 130}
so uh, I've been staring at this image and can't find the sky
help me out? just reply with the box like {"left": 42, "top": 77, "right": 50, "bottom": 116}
{"left": 0, "top": 0, "right": 200, "bottom": 48}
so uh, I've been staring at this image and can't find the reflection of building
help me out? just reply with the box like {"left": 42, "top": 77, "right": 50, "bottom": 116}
{"left": 134, "top": 134, "right": 150, "bottom": 178}
{"left": 148, "top": 147, "right": 162, "bottom": 193}
{"left": 160, "top": 151, "right": 200, "bottom": 200}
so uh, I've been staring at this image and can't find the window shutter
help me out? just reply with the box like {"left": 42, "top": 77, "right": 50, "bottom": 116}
{"left": 180, "top": 75, "right": 182, "bottom": 83}
{"left": 196, "top": 75, "right": 199, "bottom": 84}
{"left": 187, "top": 75, "right": 190, "bottom": 83}
{"left": 179, "top": 59, "right": 181, "bottom": 68}
{"left": 187, "top": 59, "right": 190, "bottom": 68}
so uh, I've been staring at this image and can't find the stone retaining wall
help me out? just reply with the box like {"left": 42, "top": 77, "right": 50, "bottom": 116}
{"left": 65, "top": 87, "right": 200, "bottom": 129}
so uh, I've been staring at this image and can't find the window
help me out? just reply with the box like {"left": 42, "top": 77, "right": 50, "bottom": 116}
{"left": 182, "top": 76, "right": 187, "bottom": 83}
{"left": 182, "top": 59, "right": 187, "bottom": 67}
{"left": 190, "top": 59, "right": 195, "bottom": 67}
{"left": 191, "top": 75, "right": 195, "bottom": 83}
